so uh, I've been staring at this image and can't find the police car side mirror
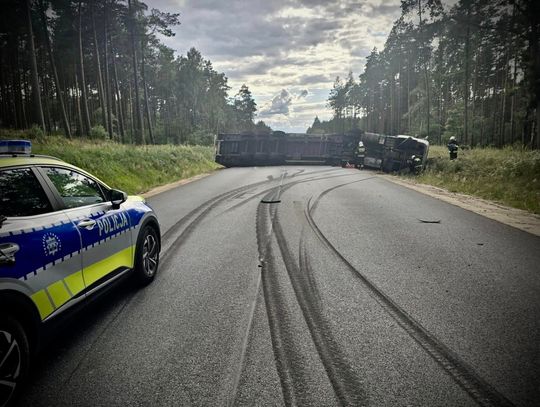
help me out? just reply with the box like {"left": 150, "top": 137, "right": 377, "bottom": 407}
{"left": 110, "top": 189, "right": 127, "bottom": 209}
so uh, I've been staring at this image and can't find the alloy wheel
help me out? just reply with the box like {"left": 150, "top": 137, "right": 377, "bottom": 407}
{"left": 0, "top": 330, "right": 21, "bottom": 407}
{"left": 142, "top": 233, "right": 158, "bottom": 277}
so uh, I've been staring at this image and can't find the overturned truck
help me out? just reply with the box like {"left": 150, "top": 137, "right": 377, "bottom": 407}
{"left": 359, "top": 132, "right": 429, "bottom": 173}
{"left": 215, "top": 131, "right": 428, "bottom": 173}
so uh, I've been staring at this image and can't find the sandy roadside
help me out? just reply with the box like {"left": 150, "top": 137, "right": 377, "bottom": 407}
{"left": 382, "top": 175, "right": 540, "bottom": 237}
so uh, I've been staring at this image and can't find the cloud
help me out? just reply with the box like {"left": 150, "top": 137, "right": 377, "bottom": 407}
{"left": 153, "top": 0, "right": 404, "bottom": 131}
{"left": 259, "top": 89, "right": 293, "bottom": 116}
{"left": 297, "top": 74, "right": 332, "bottom": 85}
{"left": 258, "top": 88, "right": 309, "bottom": 117}
{"left": 297, "top": 89, "right": 308, "bottom": 99}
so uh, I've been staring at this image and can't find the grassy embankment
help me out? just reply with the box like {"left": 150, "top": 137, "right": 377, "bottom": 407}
{"left": 405, "top": 145, "right": 540, "bottom": 214}
{"left": 1, "top": 131, "right": 220, "bottom": 195}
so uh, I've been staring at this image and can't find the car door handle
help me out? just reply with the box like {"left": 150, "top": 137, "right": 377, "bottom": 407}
{"left": 0, "top": 243, "right": 19, "bottom": 264}
{"left": 78, "top": 219, "right": 97, "bottom": 230}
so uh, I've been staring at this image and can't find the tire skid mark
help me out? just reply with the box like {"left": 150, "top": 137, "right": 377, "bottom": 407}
{"left": 222, "top": 172, "right": 365, "bottom": 215}
{"left": 256, "top": 193, "right": 300, "bottom": 406}
{"left": 299, "top": 240, "right": 322, "bottom": 308}
{"left": 227, "top": 258, "right": 263, "bottom": 407}
{"left": 161, "top": 179, "right": 268, "bottom": 243}
{"left": 160, "top": 174, "right": 288, "bottom": 405}
{"left": 308, "top": 177, "right": 376, "bottom": 215}
{"left": 159, "top": 169, "right": 372, "bottom": 405}
{"left": 305, "top": 186, "right": 516, "bottom": 407}
{"left": 273, "top": 214, "right": 368, "bottom": 406}
{"left": 289, "top": 167, "right": 344, "bottom": 178}
{"left": 160, "top": 178, "right": 276, "bottom": 264}
{"left": 159, "top": 178, "right": 283, "bottom": 405}
{"left": 160, "top": 190, "right": 236, "bottom": 267}
{"left": 253, "top": 177, "right": 374, "bottom": 406}
{"left": 223, "top": 168, "right": 352, "bottom": 214}
{"left": 161, "top": 166, "right": 321, "bottom": 257}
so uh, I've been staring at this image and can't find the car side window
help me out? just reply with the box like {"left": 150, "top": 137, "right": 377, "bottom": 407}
{"left": 0, "top": 168, "right": 53, "bottom": 216}
{"left": 44, "top": 167, "right": 105, "bottom": 209}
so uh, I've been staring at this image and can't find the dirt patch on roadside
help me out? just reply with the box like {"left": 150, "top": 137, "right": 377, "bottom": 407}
{"left": 382, "top": 175, "right": 540, "bottom": 237}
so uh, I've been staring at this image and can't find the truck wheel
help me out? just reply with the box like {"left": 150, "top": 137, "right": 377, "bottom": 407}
{"left": 134, "top": 225, "right": 160, "bottom": 286}
{"left": 0, "top": 315, "right": 30, "bottom": 407}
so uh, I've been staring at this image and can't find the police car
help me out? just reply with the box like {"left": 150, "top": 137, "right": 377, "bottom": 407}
{"left": 0, "top": 140, "right": 161, "bottom": 405}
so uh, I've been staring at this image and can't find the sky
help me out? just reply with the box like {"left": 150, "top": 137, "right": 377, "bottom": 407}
{"left": 151, "top": 0, "right": 406, "bottom": 132}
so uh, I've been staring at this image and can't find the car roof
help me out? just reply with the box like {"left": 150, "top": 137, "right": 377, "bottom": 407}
{"left": 0, "top": 154, "right": 66, "bottom": 168}
{"left": 0, "top": 154, "right": 111, "bottom": 189}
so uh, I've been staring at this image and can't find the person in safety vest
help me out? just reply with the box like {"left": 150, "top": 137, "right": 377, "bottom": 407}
{"left": 448, "top": 136, "right": 459, "bottom": 160}
{"left": 355, "top": 141, "right": 366, "bottom": 168}
{"left": 408, "top": 154, "right": 422, "bottom": 174}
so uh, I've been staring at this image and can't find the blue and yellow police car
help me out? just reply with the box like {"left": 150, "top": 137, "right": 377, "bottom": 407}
{"left": 0, "top": 140, "right": 161, "bottom": 405}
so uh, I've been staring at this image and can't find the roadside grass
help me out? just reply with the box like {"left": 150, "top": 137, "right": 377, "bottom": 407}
{"left": 405, "top": 145, "right": 540, "bottom": 214}
{"left": 0, "top": 131, "right": 221, "bottom": 195}
{"left": 3, "top": 130, "right": 538, "bottom": 213}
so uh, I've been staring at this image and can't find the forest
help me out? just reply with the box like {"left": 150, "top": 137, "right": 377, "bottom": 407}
{"left": 309, "top": 0, "right": 540, "bottom": 149}
{"left": 0, "top": 0, "right": 271, "bottom": 145}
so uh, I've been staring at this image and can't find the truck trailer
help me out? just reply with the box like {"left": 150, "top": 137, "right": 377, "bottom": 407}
{"left": 215, "top": 132, "right": 361, "bottom": 167}
{"left": 215, "top": 131, "right": 428, "bottom": 173}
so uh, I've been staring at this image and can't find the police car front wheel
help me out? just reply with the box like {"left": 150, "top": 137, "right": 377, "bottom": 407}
{"left": 134, "top": 225, "right": 160, "bottom": 285}
{"left": 0, "top": 315, "right": 30, "bottom": 407}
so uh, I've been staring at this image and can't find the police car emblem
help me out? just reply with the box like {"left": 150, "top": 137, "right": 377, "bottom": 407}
{"left": 42, "top": 233, "right": 62, "bottom": 257}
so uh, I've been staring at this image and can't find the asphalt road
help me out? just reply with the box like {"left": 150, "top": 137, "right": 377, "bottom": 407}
{"left": 17, "top": 166, "right": 540, "bottom": 406}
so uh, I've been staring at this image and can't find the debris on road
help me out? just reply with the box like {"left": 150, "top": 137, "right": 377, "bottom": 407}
{"left": 418, "top": 219, "right": 442, "bottom": 224}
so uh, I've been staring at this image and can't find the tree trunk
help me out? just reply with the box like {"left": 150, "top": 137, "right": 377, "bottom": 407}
{"left": 491, "top": 69, "right": 500, "bottom": 146}
{"left": 67, "top": 77, "right": 73, "bottom": 129}
{"left": 40, "top": 62, "right": 52, "bottom": 133}
{"left": 418, "top": 0, "right": 430, "bottom": 138}
{"left": 464, "top": 8, "right": 471, "bottom": 146}
{"left": 480, "top": 91, "right": 485, "bottom": 146}
{"left": 424, "top": 66, "right": 430, "bottom": 138}
{"left": 91, "top": 1, "right": 107, "bottom": 131}
{"left": 510, "top": 49, "right": 517, "bottom": 145}
{"left": 128, "top": 79, "right": 134, "bottom": 142}
{"left": 140, "top": 40, "right": 154, "bottom": 144}
{"left": 128, "top": 0, "right": 144, "bottom": 144}
{"left": 4, "top": 45, "right": 17, "bottom": 128}
{"left": 110, "top": 37, "right": 125, "bottom": 142}
{"left": 39, "top": 0, "right": 71, "bottom": 138}
{"left": 436, "top": 44, "right": 444, "bottom": 144}
{"left": 103, "top": 1, "right": 113, "bottom": 138}
{"left": 390, "top": 74, "right": 395, "bottom": 135}
{"left": 379, "top": 82, "right": 384, "bottom": 134}
{"left": 74, "top": 67, "right": 84, "bottom": 137}
{"left": 26, "top": 0, "right": 46, "bottom": 132}
{"left": 397, "top": 49, "right": 402, "bottom": 135}
{"left": 78, "top": 0, "right": 91, "bottom": 135}
{"left": 24, "top": 70, "right": 32, "bottom": 129}
{"left": 9, "top": 39, "right": 23, "bottom": 128}
{"left": 407, "top": 47, "right": 411, "bottom": 134}
{"left": 0, "top": 47, "right": 10, "bottom": 127}
{"left": 500, "top": 48, "right": 510, "bottom": 146}
{"left": 471, "top": 40, "right": 480, "bottom": 148}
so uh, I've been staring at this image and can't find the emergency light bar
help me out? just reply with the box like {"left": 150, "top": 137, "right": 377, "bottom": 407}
{"left": 0, "top": 140, "right": 32, "bottom": 154}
